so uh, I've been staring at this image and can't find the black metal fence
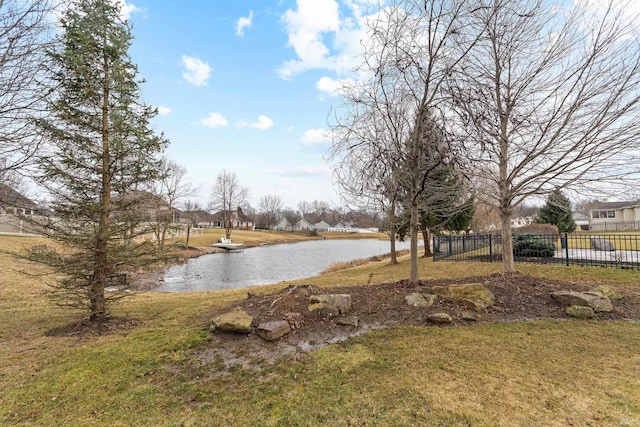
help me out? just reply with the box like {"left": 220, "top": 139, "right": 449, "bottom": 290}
{"left": 433, "top": 233, "right": 640, "bottom": 270}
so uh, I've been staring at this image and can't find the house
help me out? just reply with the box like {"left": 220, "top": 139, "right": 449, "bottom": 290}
{"left": 0, "top": 184, "right": 40, "bottom": 234}
{"left": 313, "top": 220, "right": 331, "bottom": 232}
{"left": 0, "top": 184, "right": 37, "bottom": 215}
{"left": 114, "top": 190, "right": 180, "bottom": 223}
{"left": 589, "top": 200, "right": 640, "bottom": 231}
{"left": 294, "top": 218, "right": 314, "bottom": 231}
{"left": 274, "top": 217, "right": 292, "bottom": 231}
{"left": 180, "top": 209, "right": 217, "bottom": 228}
{"left": 210, "top": 208, "right": 255, "bottom": 231}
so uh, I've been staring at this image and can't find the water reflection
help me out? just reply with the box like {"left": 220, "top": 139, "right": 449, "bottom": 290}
{"left": 156, "top": 239, "right": 412, "bottom": 292}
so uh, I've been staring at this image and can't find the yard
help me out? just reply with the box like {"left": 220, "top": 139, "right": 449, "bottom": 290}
{"left": 1, "top": 233, "right": 639, "bottom": 426}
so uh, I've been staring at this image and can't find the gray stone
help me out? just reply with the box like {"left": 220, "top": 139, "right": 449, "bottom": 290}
{"left": 405, "top": 293, "right": 437, "bottom": 308}
{"left": 336, "top": 316, "right": 359, "bottom": 327}
{"left": 551, "top": 290, "right": 612, "bottom": 312}
{"left": 256, "top": 320, "right": 291, "bottom": 341}
{"left": 431, "top": 283, "right": 495, "bottom": 311}
{"left": 461, "top": 311, "right": 478, "bottom": 322}
{"left": 211, "top": 308, "right": 253, "bottom": 334}
{"left": 308, "top": 294, "right": 352, "bottom": 316}
{"left": 566, "top": 305, "right": 595, "bottom": 319}
{"left": 592, "top": 285, "right": 623, "bottom": 300}
{"left": 426, "top": 312, "right": 453, "bottom": 324}
{"left": 590, "top": 236, "right": 616, "bottom": 251}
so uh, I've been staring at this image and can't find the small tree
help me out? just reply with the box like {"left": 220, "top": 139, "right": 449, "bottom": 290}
{"left": 536, "top": 189, "right": 576, "bottom": 233}
{"left": 209, "top": 170, "right": 248, "bottom": 239}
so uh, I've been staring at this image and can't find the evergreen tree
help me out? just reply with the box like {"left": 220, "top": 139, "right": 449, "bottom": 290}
{"left": 33, "top": 0, "right": 167, "bottom": 320}
{"left": 536, "top": 189, "right": 576, "bottom": 233}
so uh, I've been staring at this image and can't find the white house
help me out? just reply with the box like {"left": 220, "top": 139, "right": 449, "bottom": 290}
{"left": 589, "top": 201, "right": 640, "bottom": 231}
{"left": 294, "top": 218, "right": 314, "bottom": 231}
{"left": 274, "top": 217, "right": 292, "bottom": 231}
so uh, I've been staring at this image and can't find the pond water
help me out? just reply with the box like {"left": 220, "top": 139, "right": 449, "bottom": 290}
{"left": 155, "top": 238, "right": 411, "bottom": 292}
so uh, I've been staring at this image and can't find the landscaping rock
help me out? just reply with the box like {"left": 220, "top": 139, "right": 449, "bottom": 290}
{"left": 461, "top": 311, "right": 478, "bottom": 322}
{"left": 566, "top": 305, "right": 595, "bottom": 319}
{"left": 308, "top": 294, "right": 352, "bottom": 316}
{"left": 256, "top": 320, "right": 291, "bottom": 341}
{"left": 590, "top": 236, "right": 616, "bottom": 251}
{"left": 211, "top": 308, "right": 253, "bottom": 334}
{"left": 336, "top": 316, "right": 359, "bottom": 327}
{"left": 431, "top": 283, "right": 495, "bottom": 311}
{"left": 426, "top": 312, "right": 453, "bottom": 324}
{"left": 551, "top": 290, "right": 612, "bottom": 312}
{"left": 593, "top": 285, "right": 623, "bottom": 300}
{"left": 405, "top": 293, "right": 437, "bottom": 308}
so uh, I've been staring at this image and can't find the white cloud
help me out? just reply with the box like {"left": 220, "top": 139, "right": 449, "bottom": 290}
{"left": 236, "top": 10, "right": 254, "bottom": 37}
{"left": 278, "top": 0, "right": 373, "bottom": 79}
{"left": 157, "top": 105, "right": 171, "bottom": 116}
{"left": 301, "top": 128, "right": 331, "bottom": 146}
{"left": 265, "top": 165, "right": 330, "bottom": 177}
{"left": 181, "top": 55, "right": 212, "bottom": 86}
{"left": 118, "top": 0, "right": 141, "bottom": 21}
{"left": 316, "top": 76, "right": 348, "bottom": 96}
{"left": 239, "top": 115, "right": 274, "bottom": 130}
{"left": 200, "top": 112, "right": 228, "bottom": 128}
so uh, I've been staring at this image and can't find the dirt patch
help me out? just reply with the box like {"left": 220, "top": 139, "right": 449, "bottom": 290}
{"left": 197, "top": 273, "right": 639, "bottom": 374}
{"left": 45, "top": 316, "right": 139, "bottom": 337}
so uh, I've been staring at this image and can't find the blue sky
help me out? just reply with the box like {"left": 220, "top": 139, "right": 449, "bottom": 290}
{"left": 119, "top": 0, "right": 378, "bottom": 210}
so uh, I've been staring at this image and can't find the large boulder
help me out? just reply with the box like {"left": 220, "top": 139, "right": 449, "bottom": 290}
{"left": 211, "top": 308, "right": 253, "bottom": 334}
{"left": 431, "top": 283, "right": 495, "bottom": 312}
{"left": 551, "top": 290, "right": 613, "bottom": 312}
{"left": 256, "top": 320, "right": 291, "bottom": 341}
{"left": 308, "top": 294, "right": 352, "bottom": 316}
{"left": 590, "top": 236, "right": 616, "bottom": 251}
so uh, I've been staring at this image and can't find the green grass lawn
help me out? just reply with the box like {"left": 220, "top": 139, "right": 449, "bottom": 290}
{"left": 1, "top": 233, "right": 639, "bottom": 426}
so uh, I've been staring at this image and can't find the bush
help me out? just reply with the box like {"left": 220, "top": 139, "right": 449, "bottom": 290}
{"left": 513, "top": 235, "right": 556, "bottom": 258}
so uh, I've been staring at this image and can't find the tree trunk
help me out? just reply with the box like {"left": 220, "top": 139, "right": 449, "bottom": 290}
{"left": 409, "top": 199, "right": 419, "bottom": 285}
{"left": 422, "top": 229, "right": 432, "bottom": 257}
{"left": 92, "top": 49, "right": 110, "bottom": 321}
{"left": 389, "top": 199, "right": 398, "bottom": 265}
{"left": 501, "top": 211, "right": 516, "bottom": 273}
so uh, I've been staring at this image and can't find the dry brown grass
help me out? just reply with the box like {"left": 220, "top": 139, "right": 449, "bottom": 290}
{"left": 1, "top": 234, "right": 640, "bottom": 426}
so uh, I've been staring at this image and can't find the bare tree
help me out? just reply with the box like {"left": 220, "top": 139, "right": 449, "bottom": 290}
{"left": 151, "top": 158, "right": 196, "bottom": 250}
{"left": 447, "top": 0, "right": 640, "bottom": 272}
{"left": 180, "top": 199, "right": 202, "bottom": 247}
{"left": 209, "top": 170, "right": 248, "bottom": 239}
{"left": 330, "top": 0, "right": 479, "bottom": 283}
{"left": 296, "top": 200, "right": 312, "bottom": 219}
{"left": 0, "top": 0, "right": 56, "bottom": 188}
{"left": 258, "top": 194, "right": 283, "bottom": 229}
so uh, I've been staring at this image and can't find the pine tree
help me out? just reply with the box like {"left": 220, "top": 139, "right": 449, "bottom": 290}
{"left": 33, "top": 0, "right": 167, "bottom": 320}
{"left": 536, "top": 189, "right": 576, "bottom": 233}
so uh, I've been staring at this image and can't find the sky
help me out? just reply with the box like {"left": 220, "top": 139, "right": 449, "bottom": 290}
{"left": 113, "top": 0, "right": 640, "bottom": 211}
{"left": 118, "top": 0, "right": 379, "bottom": 210}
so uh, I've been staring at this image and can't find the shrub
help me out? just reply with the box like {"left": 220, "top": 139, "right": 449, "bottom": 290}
{"left": 513, "top": 235, "right": 556, "bottom": 258}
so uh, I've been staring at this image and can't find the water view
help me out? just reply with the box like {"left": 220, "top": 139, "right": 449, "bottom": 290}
{"left": 156, "top": 239, "right": 412, "bottom": 292}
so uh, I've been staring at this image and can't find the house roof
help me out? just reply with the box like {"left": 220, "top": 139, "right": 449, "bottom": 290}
{"left": 590, "top": 200, "right": 640, "bottom": 210}
{"left": 0, "top": 184, "right": 37, "bottom": 209}
{"left": 182, "top": 209, "right": 216, "bottom": 222}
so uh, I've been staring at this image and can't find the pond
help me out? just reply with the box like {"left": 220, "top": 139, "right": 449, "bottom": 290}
{"left": 155, "top": 238, "right": 412, "bottom": 292}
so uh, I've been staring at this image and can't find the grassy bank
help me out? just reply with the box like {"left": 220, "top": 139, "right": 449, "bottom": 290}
{"left": 1, "top": 233, "right": 639, "bottom": 426}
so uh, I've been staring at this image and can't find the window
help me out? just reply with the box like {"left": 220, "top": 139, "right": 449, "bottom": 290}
{"left": 592, "top": 210, "right": 616, "bottom": 219}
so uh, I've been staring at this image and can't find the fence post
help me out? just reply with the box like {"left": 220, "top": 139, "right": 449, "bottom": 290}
{"left": 448, "top": 235, "right": 452, "bottom": 256}
{"left": 432, "top": 235, "right": 436, "bottom": 262}
{"left": 489, "top": 234, "right": 493, "bottom": 262}
{"left": 564, "top": 232, "right": 569, "bottom": 266}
